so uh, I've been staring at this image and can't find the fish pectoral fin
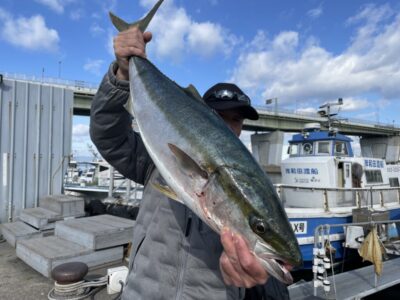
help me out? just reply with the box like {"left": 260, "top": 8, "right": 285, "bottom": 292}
{"left": 151, "top": 182, "right": 183, "bottom": 204}
{"left": 168, "top": 144, "right": 208, "bottom": 180}
{"left": 109, "top": 0, "right": 164, "bottom": 32}
{"left": 182, "top": 84, "right": 204, "bottom": 103}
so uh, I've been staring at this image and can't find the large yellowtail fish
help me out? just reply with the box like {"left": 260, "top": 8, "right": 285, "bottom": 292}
{"left": 109, "top": 0, "right": 302, "bottom": 284}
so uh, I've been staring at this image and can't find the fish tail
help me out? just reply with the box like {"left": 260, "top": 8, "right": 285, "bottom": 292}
{"left": 109, "top": 0, "right": 164, "bottom": 32}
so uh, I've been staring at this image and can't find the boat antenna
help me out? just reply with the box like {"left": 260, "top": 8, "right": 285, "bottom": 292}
{"left": 318, "top": 98, "right": 343, "bottom": 134}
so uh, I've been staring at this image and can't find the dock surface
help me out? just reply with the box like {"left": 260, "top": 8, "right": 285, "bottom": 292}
{"left": 289, "top": 257, "right": 400, "bottom": 299}
{"left": 0, "top": 239, "right": 125, "bottom": 300}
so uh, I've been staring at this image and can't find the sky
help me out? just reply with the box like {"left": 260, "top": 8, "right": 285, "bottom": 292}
{"left": 1, "top": 0, "right": 400, "bottom": 158}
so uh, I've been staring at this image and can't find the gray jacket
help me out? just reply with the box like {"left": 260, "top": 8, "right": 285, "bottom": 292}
{"left": 90, "top": 63, "right": 244, "bottom": 300}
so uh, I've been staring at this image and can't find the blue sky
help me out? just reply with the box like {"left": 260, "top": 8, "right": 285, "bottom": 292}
{"left": 1, "top": 0, "right": 400, "bottom": 158}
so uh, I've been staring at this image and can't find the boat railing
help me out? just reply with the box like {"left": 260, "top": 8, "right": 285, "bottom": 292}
{"left": 275, "top": 184, "right": 400, "bottom": 212}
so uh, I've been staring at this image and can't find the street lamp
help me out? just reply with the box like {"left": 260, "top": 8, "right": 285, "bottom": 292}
{"left": 58, "top": 61, "right": 62, "bottom": 79}
{"left": 265, "top": 97, "right": 278, "bottom": 114}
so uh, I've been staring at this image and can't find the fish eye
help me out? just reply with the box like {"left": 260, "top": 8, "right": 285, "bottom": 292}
{"left": 255, "top": 222, "right": 266, "bottom": 234}
{"left": 249, "top": 215, "right": 268, "bottom": 235}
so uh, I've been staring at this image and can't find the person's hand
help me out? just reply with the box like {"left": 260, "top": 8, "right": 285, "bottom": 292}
{"left": 113, "top": 27, "right": 152, "bottom": 81}
{"left": 219, "top": 227, "right": 269, "bottom": 288}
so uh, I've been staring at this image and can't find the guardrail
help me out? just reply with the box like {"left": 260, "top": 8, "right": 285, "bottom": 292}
{"left": 1, "top": 71, "right": 98, "bottom": 93}
{"left": 275, "top": 184, "right": 400, "bottom": 212}
{"left": 257, "top": 106, "right": 400, "bottom": 129}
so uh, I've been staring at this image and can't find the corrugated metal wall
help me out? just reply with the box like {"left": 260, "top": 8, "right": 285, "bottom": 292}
{"left": 0, "top": 78, "right": 73, "bottom": 223}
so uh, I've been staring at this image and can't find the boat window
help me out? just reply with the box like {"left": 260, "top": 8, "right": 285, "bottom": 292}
{"left": 365, "top": 170, "right": 383, "bottom": 183}
{"left": 289, "top": 144, "right": 299, "bottom": 156}
{"left": 389, "top": 177, "right": 400, "bottom": 187}
{"left": 334, "top": 141, "right": 348, "bottom": 156}
{"left": 317, "top": 141, "right": 330, "bottom": 155}
{"left": 302, "top": 143, "right": 313, "bottom": 155}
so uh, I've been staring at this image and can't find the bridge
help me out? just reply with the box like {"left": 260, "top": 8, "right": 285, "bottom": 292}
{"left": 74, "top": 90, "right": 400, "bottom": 137}
{"left": 2, "top": 72, "right": 399, "bottom": 137}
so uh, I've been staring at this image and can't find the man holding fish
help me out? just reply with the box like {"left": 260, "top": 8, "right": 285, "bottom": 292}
{"left": 90, "top": 1, "right": 300, "bottom": 299}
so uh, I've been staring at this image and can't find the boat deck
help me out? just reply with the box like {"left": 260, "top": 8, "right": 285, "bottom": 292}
{"left": 289, "top": 257, "right": 400, "bottom": 299}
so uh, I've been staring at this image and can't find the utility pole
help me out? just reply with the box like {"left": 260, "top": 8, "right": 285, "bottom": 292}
{"left": 58, "top": 61, "right": 62, "bottom": 78}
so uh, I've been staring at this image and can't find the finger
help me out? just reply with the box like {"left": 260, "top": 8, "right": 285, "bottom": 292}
{"left": 220, "top": 228, "right": 238, "bottom": 263}
{"left": 114, "top": 34, "right": 145, "bottom": 54}
{"left": 234, "top": 234, "right": 268, "bottom": 284}
{"left": 221, "top": 229, "right": 251, "bottom": 275}
{"left": 221, "top": 229, "right": 259, "bottom": 287}
{"left": 220, "top": 252, "right": 243, "bottom": 286}
{"left": 220, "top": 228, "right": 243, "bottom": 283}
{"left": 117, "top": 46, "right": 147, "bottom": 59}
{"left": 220, "top": 253, "right": 261, "bottom": 288}
{"left": 285, "top": 263, "right": 294, "bottom": 272}
{"left": 143, "top": 31, "right": 153, "bottom": 43}
{"left": 114, "top": 30, "right": 147, "bottom": 58}
{"left": 219, "top": 253, "right": 233, "bottom": 285}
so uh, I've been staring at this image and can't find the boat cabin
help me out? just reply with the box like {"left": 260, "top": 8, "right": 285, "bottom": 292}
{"left": 287, "top": 124, "right": 354, "bottom": 158}
{"left": 280, "top": 124, "right": 398, "bottom": 208}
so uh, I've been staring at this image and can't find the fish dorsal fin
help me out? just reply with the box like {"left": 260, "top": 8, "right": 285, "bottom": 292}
{"left": 182, "top": 84, "right": 204, "bottom": 103}
{"left": 168, "top": 143, "right": 208, "bottom": 180}
{"left": 109, "top": 0, "right": 164, "bottom": 33}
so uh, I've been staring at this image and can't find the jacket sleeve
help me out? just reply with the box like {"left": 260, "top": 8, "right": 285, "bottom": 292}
{"left": 89, "top": 62, "right": 153, "bottom": 184}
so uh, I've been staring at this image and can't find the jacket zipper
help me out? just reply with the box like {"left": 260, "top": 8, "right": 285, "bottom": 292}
{"left": 175, "top": 209, "right": 193, "bottom": 300}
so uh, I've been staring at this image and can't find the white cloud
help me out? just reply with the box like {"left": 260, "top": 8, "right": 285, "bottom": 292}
{"left": 107, "top": 29, "right": 115, "bottom": 57}
{"left": 229, "top": 4, "right": 400, "bottom": 107}
{"left": 353, "top": 111, "right": 378, "bottom": 123}
{"left": 35, "top": 0, "right": 64, "bottom": 14}
{"left": 138, "top": 0, "right": 238, "bottom": 61}
{"left": 295, "top": 107, "right": 317, "bottom": 115}
{"left": 73, "top": 123, "right": 89, "bottom": 136}
{"left": 83, "top": 59, "right": 105, "bottom": 76}
{"left": 70, "top": 9, "right": 83, "bottom": 20}
{"left": 188, "top": 22, "right": 236, "bottom": 57}
{"left": 340, "top": 97, "right": 371, "bottom": 111}
{"left": 0, "top": 8, "right": 59, "bottom": 51}
{"left": 90, "top": 23, "right": 105, "bottom": 36}
{"left": 307, "top": 6, "right": 323, "bottom": 19}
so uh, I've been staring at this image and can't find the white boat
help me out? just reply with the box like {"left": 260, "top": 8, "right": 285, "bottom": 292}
{"left": 276, "top": 100, "right": 400, "bottom": 267}
{"left": 64, "top": 160, "right": 144, "bottom": 203}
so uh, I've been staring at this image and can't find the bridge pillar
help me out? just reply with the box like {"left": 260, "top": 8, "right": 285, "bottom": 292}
{"left": 251, "top": 131, "right": 284, "bottom": 183}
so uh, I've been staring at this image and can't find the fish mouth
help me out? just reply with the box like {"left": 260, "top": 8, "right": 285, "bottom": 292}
{"left": 254, "top": 240, "right": 297, "bottom": 285}
{"left": 261, "top": 257, "right": 294, "bottom": 285}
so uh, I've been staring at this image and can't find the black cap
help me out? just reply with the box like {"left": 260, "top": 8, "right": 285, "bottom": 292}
{"left": 203, "top": 83, "right": 259, "bottom": 120}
